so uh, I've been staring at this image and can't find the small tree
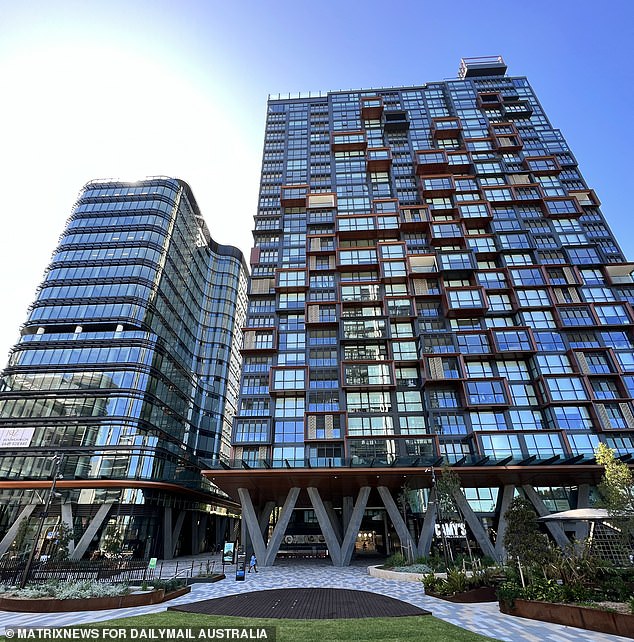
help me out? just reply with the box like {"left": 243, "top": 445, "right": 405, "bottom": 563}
{"left": 595, "top": 443, "right": 634, "bottom": 545}
{"left": 50, "top": 522, "right": 75, "bottom": 561}
{"left": 503, "top": 497, "right": 550, "bottom": 570}
{"left": 10, "top": 519, "right": 33, "bottom": 558}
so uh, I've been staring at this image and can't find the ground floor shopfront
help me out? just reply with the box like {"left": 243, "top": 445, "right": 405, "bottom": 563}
{"left": 204, "top": 463, "right": 606, "bottom": 566}
{"left": 0, "top": 480, "right": 240, "bottom": 561}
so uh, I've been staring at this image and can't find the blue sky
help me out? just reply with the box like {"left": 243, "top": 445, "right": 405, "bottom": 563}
{"left": 0, "top": 0, "right": 632, "bottom": 362}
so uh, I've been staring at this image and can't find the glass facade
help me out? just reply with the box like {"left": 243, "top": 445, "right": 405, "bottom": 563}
{"left": 233, "top": 61, "right": 634, "bottom": 471}
{"left": 0, "top": 178, "right": 247, "bottom": 559}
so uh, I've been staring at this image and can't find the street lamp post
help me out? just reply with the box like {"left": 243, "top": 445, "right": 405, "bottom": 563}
{"left": 19, "top": 454, "right": 63, "bottom": 588}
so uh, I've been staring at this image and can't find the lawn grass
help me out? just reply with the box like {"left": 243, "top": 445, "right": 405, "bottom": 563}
{"left": 1, "top": 611, "right": 498, "bottom": 642}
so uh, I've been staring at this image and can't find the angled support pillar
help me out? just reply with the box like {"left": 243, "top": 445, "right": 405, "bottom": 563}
{"left": 573, "top": 483, "right": 591, "bottom": 542}
{"left": 522, "top": 484, "right": 570, "bottom": 550}
{"left": 418, "top": 489, "right": 437, "bottom": 558}
{"left": 163, "top": 507, "right": 173, "bottom": 560}
{"left": 237, "top": 488, "right": 267, "bottom": 564}
{"left": 0, "top": 504, "right": 37, "bottom": 556}
{"left": 172, "top": 510, "right": 186, "bottom": 558}
{"left": 323, "top": 500, "right": 343, "bottom": 544}
{"left": 263, "top": 487, "right": 300, "bottom": 566}
{"left": 377, "top": 486, "right": 416, "bottom": 559}
{"left": 577, "top": 483, "right": 590, "bottom": 509}
{"left": 308, "top": 488, "right": 342, "bottom": 566}
{"left": 342, "top": 496, "right": 353, "bottom": 533}
{"left": 60, "top": 502, "right": 75, "bottom": 557}
{"left": 340, "top": 486, "right": 370, "bottom": 566}
{"left": 71, "top": 503, "right": 111, "bottom": 560}
{"left": 494, "top": 485, "right": 516, "bottom": 562}
{"left": 451, "top": 487, "right": 497, "bottom": 561}
{"left": 258, "top": 501, "right": 276, "bottom": 539}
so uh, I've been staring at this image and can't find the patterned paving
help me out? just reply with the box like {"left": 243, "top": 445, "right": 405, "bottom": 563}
{"left": 0, "top": 558, "right": 630, "bottom": 642}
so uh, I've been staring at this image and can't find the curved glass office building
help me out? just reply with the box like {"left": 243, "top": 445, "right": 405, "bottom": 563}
{"left": 0, "top": 177, "right": 247, "bottom": 560}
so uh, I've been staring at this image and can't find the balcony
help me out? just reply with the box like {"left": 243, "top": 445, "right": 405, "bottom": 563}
{"left": 524, "top": 155, "right": 562, "bottom": 175}
{"left": 477, "top": 92, "right": 503, "bottom": 109}
{"left": 420, "top": 175, "right": 455, "bottom": 197}
{"left": 383, "top": 110, "right": 409, "bottom": 132}
{"left": 307, "top": 192, "right": 337, "bottom": 209}
{"left": 415, "top": 150, "right": 449, "bottom": 175}
{"left": 447, "top": 152, "right": 471, "bottom": 172}
{"left": 280, "top": 185, "right": 309, "bottom": 208}
{"left": 431, "top": 117, "right": 461, "bottom": 139}
{"left": 366, "top": 147, "right": 392, "bottom": 172}
{"left": 361, "top": 96, "right": 384, "bottom": 120}
{"left": 400, "top": 206, "right": 431, "bottom": 230}
{"left": 331, "top": 131, "right": 367, "bottom": 152}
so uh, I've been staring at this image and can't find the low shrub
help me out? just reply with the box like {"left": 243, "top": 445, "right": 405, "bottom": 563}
{"left": 1, "top": 580, "right": 130, "bottom": 599}
{"left": 152, "top": 578, "right": 186, "bottom": 593}
{"left": 392, "top": 563, "right": 432, "bottom": 574}
{"left": 384, "top": 552, "right": 408, "bottom": 568}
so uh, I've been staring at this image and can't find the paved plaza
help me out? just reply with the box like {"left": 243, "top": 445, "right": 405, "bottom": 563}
{"left": 0, "top": 556, "right": 630, "bottom": 642}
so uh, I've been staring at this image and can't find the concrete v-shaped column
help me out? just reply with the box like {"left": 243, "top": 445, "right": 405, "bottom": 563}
{"left": 71, "top": 503, "right": 111, "bottom": 559}
{"left": 308, "top": 487, "right": 343, "bottom": 565}
{"left": 323, "top": 500, "right": 343, "bottom": 544}
{"left": 339, "top": 486, "right": 370, "bottom": 566}
{"left": 418, "top": 488, "right": 437, "bottom": 557}
{"left": 522, "top": 484, "right": 570, "bottom": 549}
{"left": 377, "top": 486, "right": 416, "bottom": 558}
{"left": 494, "top": 485, "right": 515, "bottom": 562}
{"left": 258, "top": 501, "right": 276, "bottom": 537}
{"left": 238, "top": 487, "right": 300, "bottom": 567}
{"left": 0, "top": 504, "right": 37, "bottom": 556}
{"left": 61, "top": 503, "right": 75, "bottom": 557}
{"left": 451, "top": 487, "right": 497, "bottom": 560}
{"left": 308, "top": 486, "right": 370, "bottom": 567}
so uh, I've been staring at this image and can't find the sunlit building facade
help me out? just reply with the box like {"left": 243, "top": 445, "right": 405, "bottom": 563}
{"left": 210, "top": 57, "right": 634, "bottom": 566}
{"left": 0, "top": 177, "right": 248, "bottom": 560}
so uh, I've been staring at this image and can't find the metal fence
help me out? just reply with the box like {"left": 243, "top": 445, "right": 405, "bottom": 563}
{"left": 0, "top": 557, "right": 218, "bottom": 586}
{"left": 0, "top": 558, "right": 155, "bottom": 585}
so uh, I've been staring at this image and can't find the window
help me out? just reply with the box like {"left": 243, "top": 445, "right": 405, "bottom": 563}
{"left": 346, "top": 391, "right": 391, "bottom": 413}
{"left": 446, "top": 288, "right": 485, "bottom": 309}
{"left": 465, "top": 380, "right": 507, "bottom": 405}
{"left": 479, "top": 434, "right": 522, "bottom": 458}
{"left": 544, "top": 376, "right": 587, "bottom": 401}
{"left": 397, "top": 391, "right": 423, "bottom": 411}
{"left": 492, "top": 329, "right": 531, "bottom": 351}
{"left": 456, "top": 333, "right": 491, "bottom": 354}
{"left": 533, "top": 331, "right": 566, "bottom": 351}
{"left": 427, "top": 389, "right": 460, "bottom": 408}
{"left": 470, "top": 411, "right": 507, "bottom": 430}
{"left": 234, "top": 420, "right": 269, "bottom": 443}
{"left": 594, "top": 304, "right": 630, "bottom": 325}
{"left": 547, "top": 405, "right": 592, "bottom": 430}
{"left": 348, "top": 416, "right": 394, "bottom": 436}
{"left": 535, "top": 354, "right": 572, "bottom": 374}
{"left": 558, "top": 306, "right": 594, "bottom": 327}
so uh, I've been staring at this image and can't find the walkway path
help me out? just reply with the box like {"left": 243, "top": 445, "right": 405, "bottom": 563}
{"left": 0, "top": 558, "right": 630, "bottom": 642}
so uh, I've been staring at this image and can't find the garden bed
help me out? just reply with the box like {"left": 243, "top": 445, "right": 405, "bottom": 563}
{"left": 500, "top": 598, "right": 634, "bottom": 639}
{"left": 426, "top": 586, "right": 497, "bottom": 603}
{"left": 0, "top": 586, "right": 190, "bottom": 613}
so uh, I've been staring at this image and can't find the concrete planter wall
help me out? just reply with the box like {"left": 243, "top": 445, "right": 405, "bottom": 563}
{"left": 500, "top": 599, "right": 634, "bottom": 639}
{"left": 0, "top": 586, "right": 191, "bottom": 613}
{"left": 368, "top": 565, "right": 427, "bottom": 582}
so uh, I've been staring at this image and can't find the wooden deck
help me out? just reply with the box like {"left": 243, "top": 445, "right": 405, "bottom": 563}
{"left": 168, "top": 587, "right": 431, "bottom": 619}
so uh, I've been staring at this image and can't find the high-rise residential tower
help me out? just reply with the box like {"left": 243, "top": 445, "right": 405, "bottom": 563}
{"left": 0, "top": 177, "right": 248, "bottom": 560}
{"left": 210, "top": 57, "right": 634, "bottom": 566}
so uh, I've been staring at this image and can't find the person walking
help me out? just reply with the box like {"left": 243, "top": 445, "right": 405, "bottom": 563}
{"left": 248, "top": 553, "right": 258, "bottom": 573}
